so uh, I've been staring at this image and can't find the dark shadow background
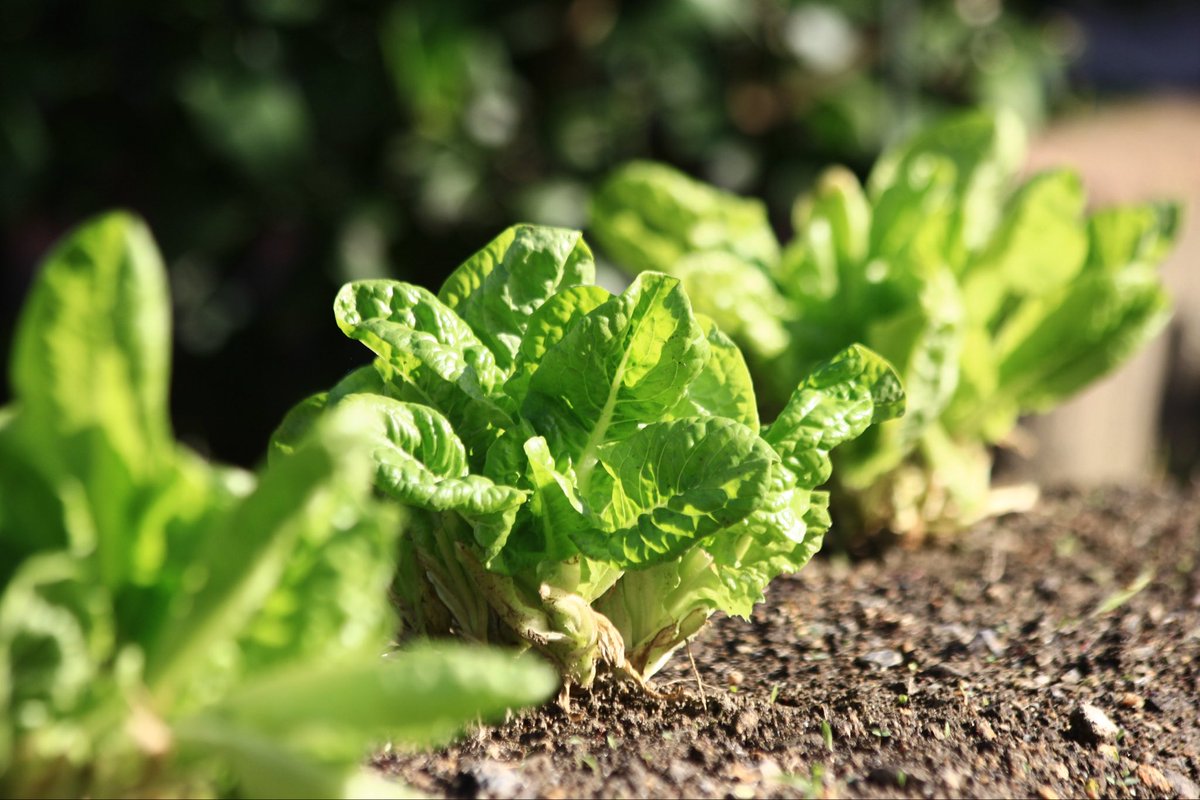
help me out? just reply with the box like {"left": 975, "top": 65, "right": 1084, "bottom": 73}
{"left": 2, "top": 0, "right": 1197, "bottom": 467}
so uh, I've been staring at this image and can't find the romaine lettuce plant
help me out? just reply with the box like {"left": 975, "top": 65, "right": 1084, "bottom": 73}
{"left": 277, "top": 224, "right": 903, "bottom": 698}
{"left": 591, "top": 110, "right": 1177, "bottom": 541}
{"left": 0, "top": 213, "right": 555, "bottom": 798}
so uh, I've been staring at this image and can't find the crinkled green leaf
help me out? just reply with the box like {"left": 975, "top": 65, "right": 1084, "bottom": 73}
{"left": 669, "top": 316, "right": 759, "bottom": 429}
{"left": 336, "top": 393, "right": 523, "bottom": 514}
{"left": 499, "top": 438, "right": 632, "bottom": 593}
{"left": 579, "top": 417, "right": 776, "bottom": 567}
{"left": 480, "top": 425, "right": 532, "bottom": 488}
{"left": 334, "top": 393, "right": 525, "bottom": 560}
{"left": 763, "top": 344, "right": 904, "bottom": 488}
{"left": 703, "top": 465, "right": 830, "bottom": 618}
{"left": 522, "top": 272, "right": 709, "bottom": 489}
{"left": 504, "top": 284, "right": 609, "bottom": 405}
{"left": 334, "top": 280, "right": 511, "bottom": 464}
{"left": 438, "top": 225, "right": 595, "bottom": 370}
{"left": 515, "top": 436, "right": 588, "bottom": 566}
{"left": 335, "top": 280, "right": 507, "bottom": 392}
{"left": 597, "top": 464, "right": 831, "bottom": 677}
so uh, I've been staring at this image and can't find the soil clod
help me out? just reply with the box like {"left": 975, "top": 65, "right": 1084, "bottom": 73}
{"left": 1069, "top": 703, "right": 1120, "bottom": 744}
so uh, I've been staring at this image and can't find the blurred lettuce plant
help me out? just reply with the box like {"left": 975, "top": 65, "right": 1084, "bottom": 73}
{"left": 0, "top": 213, "right": 555, "bottom": 798}
{"left": 592, "top": 110, "right": 1176, "bottom": 541}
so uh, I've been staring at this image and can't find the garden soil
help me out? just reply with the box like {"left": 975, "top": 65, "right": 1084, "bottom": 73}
{"left": 373, "top": 485, "right": 1200, "bottom": 798}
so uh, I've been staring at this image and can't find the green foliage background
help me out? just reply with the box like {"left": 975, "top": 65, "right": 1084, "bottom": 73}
{"left": 0, "top": 0, "right": 1070, "bottom": 464}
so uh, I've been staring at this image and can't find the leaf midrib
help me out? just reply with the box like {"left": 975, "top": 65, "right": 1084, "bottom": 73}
{"left": 574, "top": 340, "right": 633, "bottom": 498}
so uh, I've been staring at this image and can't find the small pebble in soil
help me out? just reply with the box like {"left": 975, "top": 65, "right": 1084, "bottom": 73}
{"left": 1035, "top": 577, "right": 1061, "bottom": 599}
{"left": 1119, "top": 691, "right": 1145, "bottom": 709}
{"left": 938, "top": 623, "right": 975, "bottom": 653}
{"left": 856, "top": 649, "right": 903, "bottom": 669}
{"left": 1128, "top": 645, "right": 1157, "bottom": 663}
{"left": 1069, "top": 703, "right": 1120, "bottom": 744}
{"left": 971, "top": 628, "right": 1005, "bottom": 655}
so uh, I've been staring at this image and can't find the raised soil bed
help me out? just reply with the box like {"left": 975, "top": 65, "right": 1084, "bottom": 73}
{"left": 375, "top": 485, "right": 1200, "bottom": 798}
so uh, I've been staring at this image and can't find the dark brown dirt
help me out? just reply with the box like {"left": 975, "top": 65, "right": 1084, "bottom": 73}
{"left": 373, "top": 485, "right": 1200, "bottom": 799}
